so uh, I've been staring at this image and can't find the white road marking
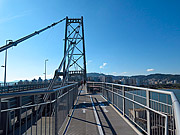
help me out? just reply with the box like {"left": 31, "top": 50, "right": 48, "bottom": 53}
{"left": 90, "top": 95, "right": 104, "bottom": 135}
{"left": 82, "top": 101, "right": 86, "bottom": 113}
{"left": 82, "top": 109, "right": 86, "bottom": 113}
{"left": 101, "top": 106, "right": 108, "bottom": 112}
{"left": 99, "top": 101, "right": 108, "bottom": 112}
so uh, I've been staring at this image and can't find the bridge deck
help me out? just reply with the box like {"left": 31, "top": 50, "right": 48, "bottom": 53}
{"left": 64, "top": 91, "right": 138, "bottom": 135}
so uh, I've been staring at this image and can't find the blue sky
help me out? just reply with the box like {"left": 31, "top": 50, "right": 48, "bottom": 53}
{"left": 0, "top": 0, "right": 180, "bottom": 82}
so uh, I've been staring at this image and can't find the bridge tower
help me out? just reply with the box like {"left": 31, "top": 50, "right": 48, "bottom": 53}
{"left": 63, "top": 16, "right": 87, "bottom": 83}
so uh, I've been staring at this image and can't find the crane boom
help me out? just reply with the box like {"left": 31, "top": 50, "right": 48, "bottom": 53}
{"left": 0, "top": 18, "right": 66, "bottom": 53}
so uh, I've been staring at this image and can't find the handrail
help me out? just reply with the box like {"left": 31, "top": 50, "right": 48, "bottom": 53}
{"left": 88, "top": 81, "right": 180, "bottom": 135}
{"left": 0, "top": 82, "right": 49, "bottom": 87}
{"left": 103, "top": 82, "right": 180, "bottom": 134}
{"left": 0, "top": 82, "right": 79, "bottom": 135}
{"left": 88, "top": 81, "right": 173, "bottom": 95}
{"left": 0, "top": 83, "right": 78, "bottom": 98}
{"left": 0, "top": 82, "right": 62, "bottom": 94}
{"left": 171, "top": 92, "right": 180, "bottom": 135}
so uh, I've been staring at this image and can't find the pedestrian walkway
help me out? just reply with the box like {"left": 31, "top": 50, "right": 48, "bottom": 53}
{"left": 63, "top": 90, "right": 139, "bottom": 135}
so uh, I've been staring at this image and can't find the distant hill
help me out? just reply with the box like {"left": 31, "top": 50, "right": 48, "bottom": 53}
{"left": 87, "top": 73, "right": 180, "bottom": 83}
{"left": 87, "top": 73, "right": 106, "bottom": 77}
{"left": 131, "top": 73, "right": 180, "bottom": 81}
{"left": 87, "top": 73, "right": 124, "bottom": 79}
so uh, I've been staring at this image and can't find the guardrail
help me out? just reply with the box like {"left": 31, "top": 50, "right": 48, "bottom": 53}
{"left": 87, "top": 82, "right": 180, "bottom": 135}
{"left": 0, "top": 83, "right": 79, "bottom": 135}
{"left": 0, "top": 82, "right": 62, "bottom": 93}
{"left": 0, "top": 82, "right": 49, "bottom": 87}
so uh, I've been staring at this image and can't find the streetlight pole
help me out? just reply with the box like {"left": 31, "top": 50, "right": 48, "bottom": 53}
{"left": 1, "top": 40, "right": 13, "bottom": 86}
{"left": 44, "top": 59, "right": 48, "bottom": 81}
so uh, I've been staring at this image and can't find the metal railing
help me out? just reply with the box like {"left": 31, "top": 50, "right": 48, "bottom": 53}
{"left": 87, "top": 82, "right": 180, "bottom": 135}
{"left": 0, "top": 83, "right": 79, "bottom": 135}
{"left": 0, "top": 82, "right": 49, "bottom": 87}
{"left": 0, "top": 82, "right": 62, "bottom": 93}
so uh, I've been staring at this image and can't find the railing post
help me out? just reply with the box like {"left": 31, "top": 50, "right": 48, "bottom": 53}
{"left": 55, "top": 91, "right": 58, "bottom": 135}
{"left": 171, "top": 93, "right": 180, "bottom": 135}
{"left": 76, "top": 84, "right": 78, "bottom": 97}
{"left": 164, "top": 116, "right": 168, "bottom": 135}
{"left": 133, "top": 93, "right": 135, "bottom": 122}
{"left": 102, "top": 82, "right": 104, "bottom": 96}
{"left": 68, "top": 87, "right": 70, "bottom": 114}
{"left": 122, "top": 86, "right": 125, "bottom": 116}
{"left": 112, "top": 84, "right": 114, "bottom": 104}
{"left": 117, "top": 86, "right": 119, "bottom": 108}
{"left": 105, "top": 82, "right": 107, "bottom": 98}
{"left": 0, "top": 98, "right": 1, "bottom": 131}
{"left": 16, "top": 96, "right": 22, "bottom": 135}
{"left": 146, "top": 90, "right": 151, "bottom": 135}
{"left": 32, "top": 95, "right": 35, "bottom": 114}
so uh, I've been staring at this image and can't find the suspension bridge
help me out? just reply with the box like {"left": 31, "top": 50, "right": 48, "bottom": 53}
{"left": 0, "top": 16, "right": 180, "bottom": 135}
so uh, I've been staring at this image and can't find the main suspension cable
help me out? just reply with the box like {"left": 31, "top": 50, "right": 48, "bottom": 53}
{"left": 0, "top": 18, "right": 66, "bottom": 53}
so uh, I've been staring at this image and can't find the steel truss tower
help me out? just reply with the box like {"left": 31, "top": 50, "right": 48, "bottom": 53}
{"left": 40, "top": 16, "right": 87, "bottom": 115}
{"left": 48, "top": 16, "right": 87, "bottom": 90}
{"left": 63, "top": 16, "right": 87, "bottom": 83}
